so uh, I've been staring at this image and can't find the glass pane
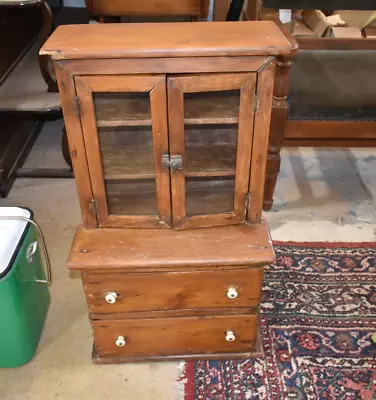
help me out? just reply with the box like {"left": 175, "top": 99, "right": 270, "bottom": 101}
{"left": 185, "top": 176, "right": 235, "bottom": 216}
{"left": 183, "top": 90, "right": 239, "bottom": 217}
{"left": 105, "top": 179, "right": 157, "bottom": 216}
{"left": 184, "top": 90, "right": 240, "bottom": 124}
{"left": 98, "top": 126, "right": 155, "bottom": 179}
{"left": 185, "top": 124, "right": 237, "bottom": 176}
{"left": 184, "top": 90, "right": 239, "bottom": 176}
{"left": 94, "top": 92, "right": 157, "bottom": 217}
{"left": 94, "top": 92, "right": 151, "bottom": 127}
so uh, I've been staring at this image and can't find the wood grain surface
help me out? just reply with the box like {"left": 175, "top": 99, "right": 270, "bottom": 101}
{"left": 85, "top": 0, "right": 204, "bottom": 17}
{"left": 83, "top": 268, "right": 263, "bottom": 313}
{"left": 68, "top": 221, "right": 275, "bottom": 271}
{"left": 58, "top": 56, "right": 270, "bottom": 76}
{"left": 41, "top": 22, "right": 295, "bottom": 60}
{"left": 92, "top": 313, "right": 258, "bottom": 357}
{"left": 54, "top": 63, "right": 97, "bottom": 228}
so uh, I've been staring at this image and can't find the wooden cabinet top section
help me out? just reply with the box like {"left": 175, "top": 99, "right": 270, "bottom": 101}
{"left": 68, "top": 222, "right": 275, "bottom": 271}
{"left": 41, "top": 21, "right": 297, "bottom": 60}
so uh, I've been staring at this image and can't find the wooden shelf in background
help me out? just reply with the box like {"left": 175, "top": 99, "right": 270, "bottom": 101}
{"left": 101, "top": 144, "right": 155, "bottom": 180}
{"left": 184, "top": 94, "right": 239, "bottom": 125}
{"left": 95, "top": 95, "right": 152, "bottom": 127}
{"left": 105, "top": 180, "right": 157, "bottom": 215}
{"left": 185, "top": 177, "right": 235, "bottom": 216}
{"left": 95, "top": 92, "right": 240, "bottom": 127}
{"left": 185, "top": 145, "right": 236, "bottom": 177}
{"left": 101, "top": 144, "right": 237, "bottom": 180}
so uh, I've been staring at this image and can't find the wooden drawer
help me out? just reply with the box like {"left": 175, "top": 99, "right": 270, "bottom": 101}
{"left": 83, "top": 268, "right": 263, "bottom": 314}
{"left": 92, "top": 314, "right": 258, "bottom": 357}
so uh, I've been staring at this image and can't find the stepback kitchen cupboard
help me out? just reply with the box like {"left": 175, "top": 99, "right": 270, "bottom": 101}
{"left": 42, "top": 22, "right": 296, "bottom": 231}
{"left": 41, "top": 22, "right": 296, "bottom": 362}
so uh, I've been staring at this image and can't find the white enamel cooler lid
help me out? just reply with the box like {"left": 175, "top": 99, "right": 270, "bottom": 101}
{"left": 0, "top": 207, "right": 31, "bottom": 276}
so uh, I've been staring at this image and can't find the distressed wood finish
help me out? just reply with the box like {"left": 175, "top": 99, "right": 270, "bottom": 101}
{"left": 44, "top": 22, "right": 294, "bottom": 362}
{"left": 68, "top": 221, "right": 274, "bottom": 271}
{"left": 41, "top": 22, "right": 294, "bottom": 60}
{"left": 263, "top": 56, "right": 292, "bottom": 212}
{"left": 58, "top": 56, "right": 270, "bottom": 75}
{"left": 167, "top": 73, "right": 256, "bottom": 229}
{"left": 92, "top": 344, "right": 261, "bottom": 363}
{"left": 75, "top": 74, "right": 171, "bottom": 228}
{"left": 54, "top": 63, "right": 97, "bottom": 228}
{"left": 92, "top": 313, "right": 258, "bottom": 357}
{"left": 83, "top": 268, "right": 263, "bottom": 313}
{"left": 248, "top": 60, "right": 275, "bottom": 222}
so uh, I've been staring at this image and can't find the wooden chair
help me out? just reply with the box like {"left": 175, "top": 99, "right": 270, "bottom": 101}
{"left": 0, "top": 0, "right": 64, "bottom": 196}
{"left": 85, "top": 0, "right": 208, "bottom": 22}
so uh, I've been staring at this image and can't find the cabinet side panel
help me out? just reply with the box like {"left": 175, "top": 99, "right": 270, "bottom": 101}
{"left": 54, "top": 62, "right": 97, "bottom": 228}
{"left": 247, "top": 60, "right": 275, "bottom": 223}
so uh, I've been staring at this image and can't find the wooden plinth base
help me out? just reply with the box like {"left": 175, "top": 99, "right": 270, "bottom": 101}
{"left": 91, "top": 338, "right": 262, "bottom": 364}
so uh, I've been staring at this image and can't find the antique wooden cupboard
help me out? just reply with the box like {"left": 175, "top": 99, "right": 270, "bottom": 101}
{"left": 42, "top": 22, "right": 295, "bottom": 362}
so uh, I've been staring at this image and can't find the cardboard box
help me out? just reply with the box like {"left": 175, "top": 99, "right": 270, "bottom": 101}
{"left": 293, "top": 20, "right": 317, "bottom": 37}
{"left": 328, "top": 26, "right": 363, "bottom": 38}
{"left": 326, "top": 14, "right": 346, "bottom": 27}
{"left": 302, "top": 9, "right": 329, "bottom": 37}
{"left": 334, "top": 10, "right": 376, "bottom": 29}
{"left": 364, "top": 27, "right": 376, "bottom": 38}
{"left": 259, "top": 8, "right": 296, "bottom": 32}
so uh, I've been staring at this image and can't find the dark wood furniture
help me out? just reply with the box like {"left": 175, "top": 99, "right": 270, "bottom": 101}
{"left": 246, "top": 1, "right": 376, "bottom": 210}
{"left": 0, "top": 2, "right": 48, "bottom": 197}
{"left": 42, "top": 21, "right": 294, "bottom": 362}
{"left": 0, "top": 0, "right": 57, "bottom": 91}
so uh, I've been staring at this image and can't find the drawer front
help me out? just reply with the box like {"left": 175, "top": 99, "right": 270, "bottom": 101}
{"left": 93, "top": 314, "right": 258, "bottom": 357}
{"left": 83, "top": 268, "right": 263, "bottom": 313}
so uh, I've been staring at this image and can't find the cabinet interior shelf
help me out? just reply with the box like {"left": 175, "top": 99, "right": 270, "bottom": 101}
{"left": 102, "top": 145, "right": 236, "bottom": 180}
{"left": 105, "top": 176, "right": 235, "bottom": 217}
{"left": 95, "top": 93, "right": 239, "bottom": 128}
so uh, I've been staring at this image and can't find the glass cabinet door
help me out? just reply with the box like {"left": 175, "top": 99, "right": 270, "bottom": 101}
{"left": 167, "top": 73, "right": 257, "bottom": 229}
{"left": 74, "top": 75, "right": 171, "bottom": 228}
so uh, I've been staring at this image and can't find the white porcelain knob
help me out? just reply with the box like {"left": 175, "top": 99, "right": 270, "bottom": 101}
{"left": 225, "top": 331, "right": 236, "bottom": 342}
{"left": 105, "top": 292, "right": 117, "bottom": 304}
{"left": 116, "top": 336, "right": 126, "bottom": 347}
{"left": 227, "top": 287, "right": 238, "bottom": 299}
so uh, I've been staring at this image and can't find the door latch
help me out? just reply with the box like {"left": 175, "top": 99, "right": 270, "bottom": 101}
{"left": 162, "top": 152, "right": 183, "bottom": 170}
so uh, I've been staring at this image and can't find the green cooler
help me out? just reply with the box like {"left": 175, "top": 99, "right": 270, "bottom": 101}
{"left": 0, "top": 207, "right": 50, "bottom": 367}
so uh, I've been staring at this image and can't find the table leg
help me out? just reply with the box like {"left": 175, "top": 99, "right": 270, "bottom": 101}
{"left": 39, "top": 0, "right": 57, "bottom": 92}
{"left": 263, "top": 55, "right": 292, "bottom": 211}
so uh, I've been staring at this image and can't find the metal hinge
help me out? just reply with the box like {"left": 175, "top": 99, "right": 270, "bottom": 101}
{"left": 89, "top": 199, "right": 98, "bottom": 215}
{"left": 253, "top": 94, "right": 258, "bottom": 113}
{"left": 74, "top": 96, "right": 81, "bottom": 116}
{"left": 245, "top": 192, "right": 251, "bottom": 209}
{"left": 162, "top": 152, "right": 183, "bottom": 170}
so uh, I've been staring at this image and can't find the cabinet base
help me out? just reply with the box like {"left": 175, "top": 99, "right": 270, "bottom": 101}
{"left": 91, "top": 338, "right": 262, "bottom": 364}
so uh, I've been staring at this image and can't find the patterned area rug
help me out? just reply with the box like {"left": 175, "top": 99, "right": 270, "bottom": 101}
{"left": 183, "top": 242, "right": 376, "bottom": 399}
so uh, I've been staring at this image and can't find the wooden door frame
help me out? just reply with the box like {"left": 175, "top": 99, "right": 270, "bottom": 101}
{"left": 54, "top": 62, "right": 97, "bottom": 228}
{"left": 247, "top": 60, "right": 276, "bottom": 223}
{"left": 167, "top": 72, "right": 257, "bottom": 230}
{"left": 74, "top": 74, "right": 172, "bottom": 228}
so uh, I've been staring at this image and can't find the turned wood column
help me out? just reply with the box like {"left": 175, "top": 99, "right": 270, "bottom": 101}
{"left": 263, "top": 55, "right": 292, "bottom": 211}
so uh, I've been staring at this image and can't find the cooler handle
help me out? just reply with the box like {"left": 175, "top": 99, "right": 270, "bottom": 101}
{"left": 0, "top": 216, "right": 51, "bottom": 284}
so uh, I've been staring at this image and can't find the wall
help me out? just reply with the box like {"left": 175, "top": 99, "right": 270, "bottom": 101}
{"left": 64, "top": 0, "right": 85, "bottom": 6}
